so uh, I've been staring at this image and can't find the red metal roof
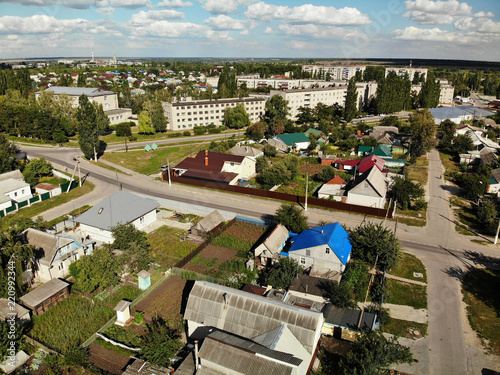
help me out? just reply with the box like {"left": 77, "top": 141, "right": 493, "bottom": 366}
{"left": 358, "top": 155, "right": 385, "bottom": 173}
{"left": 336, "top": 159, "right": 360, "bottom": 166}
{"left": 325, "top": 176, "right": 346, "bottom": 185}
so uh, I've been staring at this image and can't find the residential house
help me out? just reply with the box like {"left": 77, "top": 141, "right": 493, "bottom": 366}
{"left": 229, "top": 145, "right": 264, "bottom": 159}
{"left": 357, "top": 145, "right": 373, "bottom": 156}
{"left": 172, "top": 150, "right": 256, "bottom": 186}
{"left": 74, "top": 190, "right": 159, "bottom": 243}
{"left": 460, "top": 148, "right": 497, "bottom": 167}
{"left": 19, "top": 278, "right": 70, "bottom": 316}
{"left": 333, "top": 159, "right": 359, "bottom": 171}
{"left": 268, "top": 133, "right": 310, "bottom": 153}
{"left": 0, "top": 179, "right": 32, "bottom": 211}
{"left": 286, "top": 274, "right": 331, "bottom": 309}
{"left": 455, "top": 124, "right": 485, "bottom": 137}
{"left": 303, "top": 128, "right": 323, "bottom": 138}
{"left": 466, "top": 130, "right": 500, "bottom": 152}
{"left": 429, "top": 106, "right": 493, "bottom": 125}
{"left": 254, "top": 224, "right": 289, "bottom": 267}
{"left": 345, "top": 166, "right": 387, "bottom": 209}
{"left": 488, "top": 169, "right": 500, "bottom": 194}
{"left": 370, "top": 144, "right": 393, "bottom": 159}
{"left": 317, "top": 176, "right": 346, "bottom": 200}
{"left": 286, "top": 223, "right": 352, "bottom": 274}
{"left": 183, "top": 281, "right": 324, "bottom": 375}
{"left": 322, "top": 304, "right": 378, "bottom": 342}
{"left": 190, "top": 210, "right": 225, "bottom": 239}
{"left": 23, "top": 228, "right": 93, "bottom": 283}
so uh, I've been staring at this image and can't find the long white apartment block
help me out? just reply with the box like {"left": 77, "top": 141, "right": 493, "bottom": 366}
{"left": 301, "top": 65, "right": 366, "bottom": 81}
{"left": 411, "top": 80, "right": 455, "bottom": 106}
{"left": 385, "top": 67, "right": 428, "bottom": 81}
{"left": 237, "top": 78, "right": 333, "bottom": 90}
{"left": 270, "top": 82, "right": 378, "bottom": 120}
{"left": 163, "top": 97, "right": 266, "bottom": 131}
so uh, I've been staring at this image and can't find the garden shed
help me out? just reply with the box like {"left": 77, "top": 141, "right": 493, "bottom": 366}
{"left": 190, "top": 210, "right": 225, "bottom": 239}
{"left": 19, "top": 278, "right": 70, "bottom": 316}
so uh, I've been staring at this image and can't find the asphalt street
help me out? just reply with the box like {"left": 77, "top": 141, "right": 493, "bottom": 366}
{"left": 20, "top": 144, "right": 500, "bottom": 374}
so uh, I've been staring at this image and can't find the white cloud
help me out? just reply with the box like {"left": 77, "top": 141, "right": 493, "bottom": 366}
{"left": 392, "top": 25, "right": 489, "bottom": 44}
{"left": 473, "top": 11, "right": 494, "bottom": 18}
{"left": 278, "top": 23, "right": 364, "bottom": 41}
{"left": 96, "top": 0, "right": 152, "bottom": 9}
{"left": 404, "top": 0, "right": 472, "bottom": 24}
{"left": 287, "top": 40, "right": 316, "bottom": 50}
{"left": 198, "top": 0, "right": 257, "bottom": 14}
{"left": 131, "top": 10, "right": 185, "bottom": 24}
{"left": 263, "top": 26, "right": 272, "bottom": 34}
{"left": 130, "top": 19, "right": 232, "bottom": 40}
{"left": 0, "top": 15, "right": 88, "bottom": 34}
{"left": 455, "top": 17, "right": 500, "bottom": 33}
{"left": 205, "top": 15, "right": 246, "bottom": 30}
{"left": 6, "top": 34, "right": 18, "bottom": 41}
{"left": 96, "top": 7, "right": 115, "bottom": 15}
{"left": 0, "top": 0, "right": 95, "bottom": 9}
{"left": 158, "top": 0, "right": 193, "bottom": 7}
{"left": 245, "top": 2, "right": 371, "bottom": 26}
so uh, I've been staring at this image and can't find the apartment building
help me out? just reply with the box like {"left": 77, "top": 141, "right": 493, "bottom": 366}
{"left": 163, "top": 97, "right": 266, "bottom": 131}
{"left": 410, "top": 81, "right": 455, "bottom": 106}
{"left": 237, "top": 77, "right": 332, "bottom": 90}
{"left": 385, "top": 67, "right": 428, "bottom": 81}
{"left": 301, "top": 65, "right": 366, "bottom": 81}
{"left": 270, "top": 82, "right": 377, "bottom": 120}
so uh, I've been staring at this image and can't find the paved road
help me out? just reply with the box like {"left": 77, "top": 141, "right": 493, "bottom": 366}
{"left": 20, "top": 145, "right": 500, "bottom": 374}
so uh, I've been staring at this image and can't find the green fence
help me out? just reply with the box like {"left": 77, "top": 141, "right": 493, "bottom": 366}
{"left": 0, "top": 211, "right": 4, "bottom": 218}
{"left": 17, "top": 200, "right": 28, "bottom": 209}
{"left": 40, "top": 192, "right": 50, "bottom": 201}
{"left": 29, "top": 195, "right": 40, "bottom": 204}
{"left": 60, "top": 180, "right": 77, "bottom": 192}
{"left": 6, "top": 205, "right": 16, "bottom": 213}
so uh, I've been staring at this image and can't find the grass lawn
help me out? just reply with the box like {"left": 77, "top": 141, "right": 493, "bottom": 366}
{"left": 211, "top": 221, "right": 268, "bottom": 257}
{"left": 462, "top": 268, "right": 500, "bottom": 355}
{"left": 0, "top": 181, "right": 95, "bottom": 231}
{"left": 384, "top": 279, "right": 427, "bottom": 309}
{"left": 381, "top": 318, "right": 428, "bottom": 338}
{"left": 449, "top": 196, "right": 483, "bottom": 236}
{"left": 439, "top": 150, "right": 461, "bottom": 176}
{"left": 388, "top": 253, "right": 427, "bottom": 283}
{"left": 406, "top": 154, "right": 429, "bottom": 185}
{"left": 101, "top": 144, "right": 207, "bottom": 175}
{"left": 29, "top": 294, "right": 114, "bottom": 353}
{"left": 148, "top": 225, "right": 198, "bottom": 268}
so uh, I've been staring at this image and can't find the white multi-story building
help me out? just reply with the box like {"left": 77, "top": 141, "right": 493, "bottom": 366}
{"left": 270, "top": 82, "right": 377, "bottom": 120}
{"left": 237, "top": 78, "right": 332, "bottom": 90}
{"left": 301, "top": 65, "right": 366, "bottom": 81}
{"left": 163, "top": 97, "right": 266, "bottom": 131}
{"left": 385, "top": 67, "right": 428, "bottom": 81}
{"left": 410, "top": 81, "right": 455, "bottom": 106}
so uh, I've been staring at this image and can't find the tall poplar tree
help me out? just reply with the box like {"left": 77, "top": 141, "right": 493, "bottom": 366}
{"left": 420, "top": 71, "right": 441, "bottom": 108}
{"left": 344, "top": 78, "right": 358, "bottom": 122}
{"left": 76, "top": 94, "right": 100, "bottom": 160}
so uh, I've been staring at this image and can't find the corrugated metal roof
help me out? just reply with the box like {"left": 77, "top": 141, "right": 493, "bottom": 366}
{"left": 45, "top": 86, "right": 116, "bottom": 97}
{"left": 276, "top": 133, "right": 310, "bottom": 146}
{"left": 74, "top": 190, "right": 159, "bottom": 230}
{"left": 0, "top": 178, "right": 30, "bottom": 195}
{"left": 192, "top": 210, "right": 224, "bottom": 233}
{"left": 358, "top": 155, "right": 385, "bottom": 173}
{"left": 23, "top": 228, "right": 74, "bottom": 264}
{"left": 288, "top": 223, "right": 352, "bottom": 266}
{"left": 199, "top": 334, "right": 296, "bottom": 375}
{"left": 174, "top": 151, "right": 244, "bottom": 183}
{"left": 184, "top": 281, "right": 323, "bottom": 354}
{"left": 323, "top": 304, "right": 377, "bottom": 331}
{"left": 20, "top": 278, "right": 69, "bottom": 308}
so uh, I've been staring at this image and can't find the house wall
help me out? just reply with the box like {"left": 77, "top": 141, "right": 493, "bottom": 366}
{"left": 295, "top": 141, "right": 310, "bottom": 151}
{"left": 488, "top": 183, "right": 500, "bottom": 194}
{"left": 268, "top": 138, "right": 288, "bottom": 152}
{"left": 5, "top": 185, "right": 32, "bottom": 203}
{"left": 131, "top": 209, "right": 157, "bottom": 231}
{"left": 346, "top": 192, "right": 385, "bottom": 209}
{"left": 107, "top": 108, "right": 133, "bottom": 125}
{"left": 89, "top": 93, "right": 119, "bottom": 111}
{"left": 80, "top": 224, "right": 114, "bottom": 244}
{"left": 289, "top": 245, "right": 346, "bottom": 273}
{"left": 36, "top": 246, "right": 89, "bottom": 283}
{"left": 222, "top": 158, "right": 256, "bottom": 180}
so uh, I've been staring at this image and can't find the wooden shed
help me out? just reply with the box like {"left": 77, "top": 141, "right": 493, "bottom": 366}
{"left": 190, "top": 210, "right": 225, "bottom": 239}
{"left": 19, "top": 278, "right": 70, "bottom": 316}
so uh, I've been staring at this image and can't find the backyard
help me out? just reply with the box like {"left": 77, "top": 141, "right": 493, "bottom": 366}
{"left": 148, "top": 225, "right": 198, "bottom": 268}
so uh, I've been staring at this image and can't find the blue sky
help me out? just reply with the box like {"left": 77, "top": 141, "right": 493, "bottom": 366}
{"left": 0, "top": 0, "right": 499, "bottom": 60}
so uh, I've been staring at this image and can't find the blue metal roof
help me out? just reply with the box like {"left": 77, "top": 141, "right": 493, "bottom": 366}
{"left": 288, "top": 223, "right": 351, "bottom": 265}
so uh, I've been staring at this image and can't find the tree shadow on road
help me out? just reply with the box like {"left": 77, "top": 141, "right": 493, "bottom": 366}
{"left": 442, "top": 265, "right": 468, "bottom": 280}
{"left": 463, "top": 250, "right": 500, "bottom": 269}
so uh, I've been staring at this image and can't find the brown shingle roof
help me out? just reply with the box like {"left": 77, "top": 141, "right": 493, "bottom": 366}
{"left": 174, "top": 151, "right": 244, "bottom": 183}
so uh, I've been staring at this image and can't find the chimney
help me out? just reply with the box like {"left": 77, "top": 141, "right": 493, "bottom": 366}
{"left": 205, "top": 157, "right": 208, "bottom": 166}
{"left": 194, "top": 340, "right": 200, "bottom": 368}
{"left": 357, "top": 130, "right": 361, "bottom": 137}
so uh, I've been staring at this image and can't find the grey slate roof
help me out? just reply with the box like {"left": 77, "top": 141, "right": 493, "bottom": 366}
{"left": 348, "top": 166, "right": 387, "bottom": 198}
{"left": 0, "top": 179, "right": 30, "bottom": 195}
{"left": 45, "top": 86, "right": 116, "bottom": 97}
{"left": 257, "top": 224, "right": 289, "bottom": 255}
{"left": 197, "top": 332, "right": 297, "bottom": 375}
{"left": 74, "top": 190, "right": 159, "bottom": 230}
{"left": 191, "top": 210, "right": 224, "bottom": 233}
{"left": 0, "top": 170, "right": 24, "bottom": 182}
{"left": 323, "top": 304, "right": 377, "bottom": 331}
{"left": 184, "top": 281, "right": 323, "bottom": 354}
{"left": 20, "top": 278, "right": 69, "bottom": 308}
{"left": 0, "top": 298, "right": 30, "bottom": 320}
{"left": 23, "top": 228, "right": 74, "bottom": 264}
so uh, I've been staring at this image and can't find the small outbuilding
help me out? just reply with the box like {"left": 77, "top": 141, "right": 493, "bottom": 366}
{"left": 19, "top": 278, "right": 70, "bottom": 316}
{"left": 322, "top": 304, "right": 378, "bottom": 342}
{"left": 190, "top": 210, "right": 225, "bottom": 239}
{"left": 114, "top": 300, "right": 132, "bottom": 326}
{"left": 137, "top": 270, "right": 151, "bottom": 291}
{"left": 0, "top": 299, "right": 31, "bottom": 324}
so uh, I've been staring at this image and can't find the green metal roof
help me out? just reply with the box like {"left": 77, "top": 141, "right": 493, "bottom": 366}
{"left": 304, "top": 128, "right": 323, "bottom": 137}
{"left": 371, "top": 144, "right": 392, "bottom": 157}
{"left": 277, "top": 133, "right": 310, "bottom": 146}
{"left": 358, "top": 146, "right": 373, "bottom": 152}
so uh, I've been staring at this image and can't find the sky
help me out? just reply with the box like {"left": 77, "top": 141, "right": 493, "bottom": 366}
{"left": 0, "top": 0, "right": 499, "bottom": 61}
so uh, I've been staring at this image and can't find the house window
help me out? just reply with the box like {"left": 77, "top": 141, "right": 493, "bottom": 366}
{"left": 14, "top": 192, "right": 17, "bottom": 197}
{"left": 140, "top": 217, "right": 144, "bottom": 224}
{"left": 58, "top": 263, "right": 65, "bottom": 271}
{"left": 300, "top": 257, "right": 306, "bottom": 265}
{"left": 326, "top": 248, "right": 330, "bottom": 254}
{"left": 306, "top": 250, "right": 310, "bottom": 256}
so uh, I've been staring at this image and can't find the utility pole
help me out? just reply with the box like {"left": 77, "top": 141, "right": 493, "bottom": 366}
{"left": 167, "top": 157, "right": 172, "bottom": 187}
{"left": 67, "top": 159, "right": 79, "bottom": 193}
{"left": 494, "top": 218, "right": 500, "bottom": 245}
{"left": 124, "top": 136, "right": 128, "bottom": 153}
{"left": 358, "top": 254, "right": 378, "bottom": 330}
{"left": 305, "top": 172, "right": 308, "bottom": 211}
{"left": 78, "top": 158, "right": 81, "bottom": 187}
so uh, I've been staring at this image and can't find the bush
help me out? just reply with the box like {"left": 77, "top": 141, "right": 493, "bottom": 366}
{"left": 115, "top": 122, "right": 133, "bottom": 137}
{"left": 193, "top": 126, "right": 206, "bottom": 135}
{"left": 183, "top": 131, "right": 191, "bottom": 136}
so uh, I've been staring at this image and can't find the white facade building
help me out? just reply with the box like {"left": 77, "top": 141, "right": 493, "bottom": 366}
{"left": 163, "top": 97, "right": 266, "bottom": 131}
{"left": 385, "top": 67, "right": 428, "bottom": 81}
{"left": 301, "top": 65, "right": 366, "bottom": 80}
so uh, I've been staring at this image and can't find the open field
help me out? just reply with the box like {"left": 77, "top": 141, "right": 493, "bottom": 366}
{"left": 183, "top": 244, "right": 240, "bottom": 278}
{"left": 388, "top": 252, "right": 427, "bottom": 282}
{"left": 381, "top": 318, "right": 428, "bottom": 338}
{"left": 406, "top": 154, "right": 429, "bottom": 185}
{"left": 101, "top": 143, "right": 207, "bottom": 175}
{"left": 384, "top": 279, "right": 427, "bottom": 309}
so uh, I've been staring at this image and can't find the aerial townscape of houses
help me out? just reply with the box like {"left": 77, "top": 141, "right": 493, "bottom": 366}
{"left": 1, "top": 56, "right": 500, "bottom": 375}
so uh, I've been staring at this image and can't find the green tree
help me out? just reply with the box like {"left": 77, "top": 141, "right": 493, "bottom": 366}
{"left": 138, "top": 110, "right": 154, "bottom": 134}
{"left": 260, "top": 256, "right": 301, "bottom": 290}
{"left": 390, "top": 177, "right": 425, "bottom": 211}
{"left": 348, "top": 223, "right": 402, "bottom": 270}
{"left": 140, "top": 318, "right": 182, "bottom": 367}
{"left": 265, "top": 95, "right": 290, "bottom": 127}
{"left": 409, "top": 109, "right": 436, "bottom": 157}
{"left": 93, "top": 103, "right": 109, "bottom": 136}
{"left": 452, "top": 134, "right": 474, "bottom": 155}
{"left": 476, "top": 199, "right": 498, "bottom": 235}
{"left": 255, "top": 155, "right": 268, "bottom": 173}
{"left": 297, "top": 106, "right": 315, "bottom": 124}
{"left": 258, "top": 163, "right": 292, "bottom": 188}
{"left": 245, "top": 121, "right": 266, "bottom": 140}
{"left": 76, "top": 94, "right": 100, "bottom": 160}
{"left": 0, "top": 320, "right": 25, "bottom": 361}
{"left": 115, "top": 122, "right": 132, "bottom": 137}
{"left": 22, "top": 157, "right": 53, "bottom": 186}
{"left": 0, "top": 133, "right": 21, "bottom": 173}
{"left": 455, "top": 173, "right": 488, "bottom": 201}
{"left": 263, "top": 144, "right": 277, "bottom": 157}
{"left": 339, "top": 330, "right": 413, "bottom": 375}
{"left": 224, "top": 103, "right": 250, "bottom": 129}
{"left": 275, "top": 203, "right": 309, "bottom": 233}
{"left": 111, "top": 223, "right": 152, "bottom": 273}
{"left": 344, "top": 78, "right": 358, "bottom": 122}
{"left": 148, "top": 100, "right": 167, "bottom": 133}
{"left": 420, "top": 71, "right": 441, "bottom": 108}
{"left": 438, "top": 119, "right": 456, "bottom": 150}
{"left": 69, "top": 247, "right": 119, "bottom": 292}
{"left": 316, "top": 165, "right": 335, "bottom": 183}
{"left": 317, "top": 280, "right": 357, "bottom": 309}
